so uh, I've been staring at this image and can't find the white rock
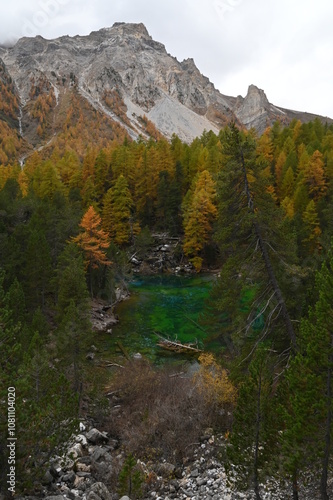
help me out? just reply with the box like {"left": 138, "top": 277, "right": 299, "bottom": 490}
{"left": 75, "top": 434, "right": 88, "bottom": 447}
{"left": 73, "top": 475, "right": 85, "bottom": 487}
{"left": 76, "top": 463, "right": 91, "bottom": 472}
{"left": 67, "top": 443, "right": 83, "bottom": 459}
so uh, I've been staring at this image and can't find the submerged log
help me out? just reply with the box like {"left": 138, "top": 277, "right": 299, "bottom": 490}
{"left": 155, "top": 333, "right": 203, "bottom": 354}
{"left": 117, "top": 341, "right": 130, "bottom": 360}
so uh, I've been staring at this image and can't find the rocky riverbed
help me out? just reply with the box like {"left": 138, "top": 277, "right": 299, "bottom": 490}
{"left": 13, "top": 419, "right": 327, "bottom": 500}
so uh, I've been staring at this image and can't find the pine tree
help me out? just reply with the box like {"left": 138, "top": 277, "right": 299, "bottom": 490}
{"left": 227, "top": 345, "right": 279, "bottom": 500}
{"left": 280, "top": 247, "right": 333, "bottom": 499}
{"left": 56, "top": 243, "right": 89, "bottom": 312}
{"left": 102, "top": 174, "right": 138, "bottom": 246}
{"left": 16, "top": 332, "right": 78, "bottom": 491}
{"left": 24, "top": 228, "right": 53, "bottom": 310}
{"left": 56, "top": 242, "right": 92, "bottom": 395}
{"left": 94, "top": 148, "right": 112, "bottom": 201}
{"left": 280, "top": 166, "right": 295, "bottom": 200}
{"left": 209, "top": 124, "right": 298, "bottom": 355}
{"left": 156, "top": 161, "right": 183, "bottom": 235}
{"left": 302, "top": 199, "right": 322, "bottom": 252}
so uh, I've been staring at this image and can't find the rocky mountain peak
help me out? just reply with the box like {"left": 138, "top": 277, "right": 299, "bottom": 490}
{"left": 234, "top": 84, "right": 284, "bottom": 133}
{"left": 0, "top": 23, "right": 331, "bottom": 150}
{"left": 246, "top": 84, "right": 269, "bottom": 105}
{"left": 109, "top": 21, "right": 150, "bottom": 38}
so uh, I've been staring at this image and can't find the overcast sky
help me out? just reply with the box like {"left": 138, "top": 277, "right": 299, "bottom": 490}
{"left": 1, "top": 0, "right": 333, "bottom": 118}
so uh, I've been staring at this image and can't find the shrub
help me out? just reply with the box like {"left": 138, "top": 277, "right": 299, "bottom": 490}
{"left": 118, "top": 453, "right": 144, "bottom": 499}
{"left": 104, "top": 359, "right": 212, "bottom": 464}
{"left": 194, "top": 353, "right": 237, "bottom": 428}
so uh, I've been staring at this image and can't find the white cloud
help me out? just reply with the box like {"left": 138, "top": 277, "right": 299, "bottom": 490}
{"left": 1, "top": 0, "right": 333, "bottom": 118}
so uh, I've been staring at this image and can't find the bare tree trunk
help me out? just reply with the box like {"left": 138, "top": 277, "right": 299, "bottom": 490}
{"left": 89, "top": 263, "right": 93, "bottom": 299}
{"left": 253, "top": 372, "right": 262, "bottom": 500}
{"left": 292, "top": 471, "right": 299, "bottom": 500}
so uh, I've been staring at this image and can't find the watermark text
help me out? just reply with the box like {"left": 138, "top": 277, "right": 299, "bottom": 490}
{"left": 213, "top": 0, "right": 243, "bottom": 20}
{"left": 7, "top": 387, "right": 16, "bottom": 495}
{"left": 22, "top": 0, "right": 71, "bottom": 37}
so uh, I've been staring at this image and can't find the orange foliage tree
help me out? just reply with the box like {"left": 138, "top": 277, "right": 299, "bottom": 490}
{"left": 71, "top": 206, "right": 111, "bottom": 296}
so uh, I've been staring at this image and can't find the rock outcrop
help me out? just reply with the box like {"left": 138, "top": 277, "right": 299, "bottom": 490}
{"left": 0, "top": 22, "right": 331, "bottom": 152}
{"left": 234, "top": 84, "right": 287, "bottom": 134}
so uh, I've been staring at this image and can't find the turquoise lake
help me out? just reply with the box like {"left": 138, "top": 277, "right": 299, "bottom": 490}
{"left": 104, "top": 274, "right": 219, "bottom": 364}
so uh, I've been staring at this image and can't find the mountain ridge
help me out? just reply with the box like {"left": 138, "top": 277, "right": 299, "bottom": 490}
{"left": 0, "top": 22, "right": 332, "bottom": 160}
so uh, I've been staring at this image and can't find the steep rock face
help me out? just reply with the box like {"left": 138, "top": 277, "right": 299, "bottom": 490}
{"left": 234, "top": 84, "right": 331, "bottom": 134}
{"left": 1, "top": 22, "right": 236, "bottom": 143}
{"left": 233, "top": 84, "right": 289, "bottom": 134}
{"left": 0, "top": 22, "right": 331, "bottom": 151}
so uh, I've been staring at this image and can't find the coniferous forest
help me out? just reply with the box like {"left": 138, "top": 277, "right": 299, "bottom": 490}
{"left": 1, "top": 117, "right": 333, "bottom": 498}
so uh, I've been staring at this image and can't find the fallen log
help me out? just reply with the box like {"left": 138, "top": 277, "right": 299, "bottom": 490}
{"left": 117, "top": 341, "right": 130, "bottom": 360}
{"left": 155, "top": 332, "right": 203, "bottom": 354}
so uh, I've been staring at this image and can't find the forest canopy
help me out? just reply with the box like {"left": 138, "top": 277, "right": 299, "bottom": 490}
{"left": 1, "top": 118, "right": 333, "bottom": 497}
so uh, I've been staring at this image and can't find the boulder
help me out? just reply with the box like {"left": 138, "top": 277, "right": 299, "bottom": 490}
{"left": 73, "top": 475, "right": 85, "bottom": 489}
{"left": 133, "top": 352, "right": 143, "bottom": 360}
{"left": 91, "top": 460, "right": 109, "bottom": 480}
{"left": 45, "top": 497, "right": 66, "bottom": 500}
{"left": 91, "top": 446, "right": 107, "bottom": 462}
{"left": 156, "top": 462, "right": 176, "bottom": 478}
{"left": 42, "top": 470, "right": 54, "bottom": 485}
{"left": 76, "top": 455, "right": 92, "bottom": 465}
{"left": 67, "top": 442, "right": 83, "bottom": 459}
{"left": 86, "top": 482, "right": 112, "bottom": 500}
{"left": 76, "top": 462, "right": 91, "bottom": 472}
{"left": 86, "top": 493, "right": 102, "bottom": 500}
{"left": 86, "top": 428, "right": 108, "bottom": 445}
{"left": 62, "top": 471, "right": 76, "bottom": 485}
{"left": 75, "top": 433, "right": 88, "bottom": 447}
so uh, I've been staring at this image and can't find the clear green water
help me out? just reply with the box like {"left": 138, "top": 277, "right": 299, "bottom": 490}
{"left": 103, "top": 274, "right": 216, "bottom": 364}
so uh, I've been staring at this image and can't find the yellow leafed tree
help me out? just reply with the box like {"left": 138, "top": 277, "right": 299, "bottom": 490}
{"left": 72, "top": 206, "right": 111, "bottom": 296}
{"left": 195, "top": 353, "right": 237, "bottom": 408}
{"left": 303, "top": 150, "right": 327, "bottom": 200}
{"left": 183, "top": 170, "right": 217, "bottom": 272}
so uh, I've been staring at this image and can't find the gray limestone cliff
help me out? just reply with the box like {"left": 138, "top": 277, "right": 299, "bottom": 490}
{"left": 0, "top": 23, "right": 331, "bottom": 144}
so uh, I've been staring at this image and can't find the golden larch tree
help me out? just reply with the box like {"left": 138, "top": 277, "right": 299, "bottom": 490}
{"left": 303, "top": 150, "right": 327, "bottom": 200}
{"left": 72, "top": 206, "right": 111, "bottom": 295}
{"left": 183, "top": 170, "right": 217, "bottom": 272}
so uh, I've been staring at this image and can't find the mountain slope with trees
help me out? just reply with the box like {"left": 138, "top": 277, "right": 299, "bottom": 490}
{"left": 0, "top": 21, "right": 332, "bottom": 162}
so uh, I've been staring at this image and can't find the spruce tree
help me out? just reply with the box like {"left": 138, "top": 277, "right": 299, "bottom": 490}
{"left": 16, "top": 332, "right": 78, "bottom": 492}
{"left": 208, "top": 124, "right": 299, "bottom": 356}
{"left": 280, "top": 247, "right": 333, "bottom": 499}
{"left": 56, "top": 243, "right": 92, "bottom": 396}
{"left": 227, "top": 345, "right": 279, "bottom": 500}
